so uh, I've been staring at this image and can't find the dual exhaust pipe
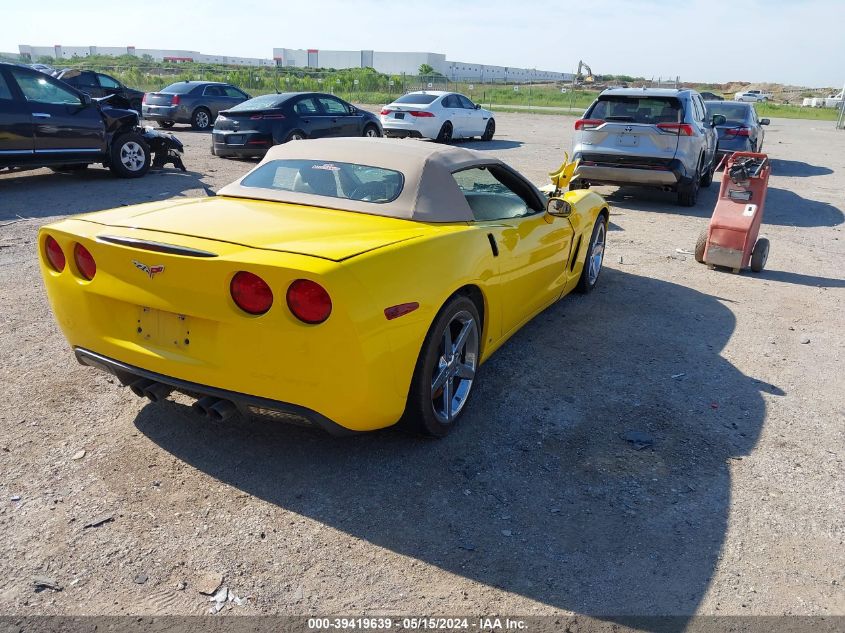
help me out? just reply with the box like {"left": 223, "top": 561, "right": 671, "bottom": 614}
{"left": 128, "top": 379, "right": 237, "bottom": 421}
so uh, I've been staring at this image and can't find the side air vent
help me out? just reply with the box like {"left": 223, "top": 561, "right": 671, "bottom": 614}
{"left": 96, "top": 236, "right": 218, "bottom": 258}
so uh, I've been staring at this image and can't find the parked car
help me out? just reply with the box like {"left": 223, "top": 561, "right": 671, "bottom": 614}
{"left": 380, "top": 91, "right": 495, "bottom": 142}
{"left": 699, "top": 91, "right": 724, "bottom": 101}
{"left": 52, "top": 68, "right": 145, "bottom": 112}
{"left": 571, "top": 88, "right": 722, "bottom": 206}
{"left": 704, "top": 101, "right": 769, "bottom": 160}
{"left": 212, "top": 92, "right": 382, "bottom": 158}
{"left": 37, "top": 138, "right": 609, "bottom": 437}
{"left": 142, "top": 81, "right": 250, "bottom": 130}
{"left": 0, "top": 62, "right": 184, "bottom": 178}
{"left": 734, "top": 90, "right": 771, "bottom": 102}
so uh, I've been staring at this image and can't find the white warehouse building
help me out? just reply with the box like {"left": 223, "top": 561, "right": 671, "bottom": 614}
{"left": 18, "top": 44, "right": 275, "bottom": 67}
{"left": 274, "top": 48, "right": 572, "bottom": 81}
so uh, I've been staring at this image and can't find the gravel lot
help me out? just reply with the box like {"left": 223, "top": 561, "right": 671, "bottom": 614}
{"left": 0, "top": 113, "right": 843, "bottom": 620}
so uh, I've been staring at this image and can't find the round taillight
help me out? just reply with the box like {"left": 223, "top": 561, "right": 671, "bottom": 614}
{"left": 44, "top": 236, "right": 65, "bottom": 272}
{"left": 286, "top": 279, "right": 332, "bottom": 324}
{"left": 230, "top": 271, "right": 273, "bottom": 315}
{"left": 74, "top": 243, "right": 97, "bottom": 280}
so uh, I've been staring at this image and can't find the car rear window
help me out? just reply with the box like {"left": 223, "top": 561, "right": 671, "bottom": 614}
{"left": 228, "top": 95, "right": 285, "bottom": 111}
{"left": 394, "top": 93, "right": 439, "bottom": 105}
{"left": 704, "top": 102, "right": 752, "bottom": 126}
{"left": 240, "top": 160, "right": 404, "bottom": 204}
{"left": 162, "top": 82, "right": 200, "bottom": 94}
{"left": 589, "top": 96, "right": 682, "bottom": 124}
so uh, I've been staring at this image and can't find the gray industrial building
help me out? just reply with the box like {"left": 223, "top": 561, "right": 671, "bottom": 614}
{"left": 17, "top": 44, "right": 571, "bottom": 81}
{"left": 273, "top": 48, "right": 571, "bottom": 81}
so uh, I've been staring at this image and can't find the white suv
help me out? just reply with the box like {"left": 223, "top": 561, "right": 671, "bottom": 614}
{"left": 571, "top": 88, "right": 721, "bottom": 206}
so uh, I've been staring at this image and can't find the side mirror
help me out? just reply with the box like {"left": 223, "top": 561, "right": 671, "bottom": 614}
{"left": 475, "top": 104, "right": 481, "bottom": 109}
{"left": 80, "top": 93, "right": 92, "bottom": 106}
{"left": 711, "top": 114, "right": 726, "bottom": 127}
{"left": 546, "top": 197, "right": 572, "bottom": 218}
{"left": 760, "top": 118, "right": 770, "bottom": 125}
{"left": 349, "top": 106, "right": 358, "bottom": 114}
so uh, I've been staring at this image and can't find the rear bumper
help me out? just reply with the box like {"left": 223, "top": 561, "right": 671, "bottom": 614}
{"left": 384, "top": 129, "right": 423, "bottom": 138}
{"left": 212, "top": 131, "right": 272, "bottom": 156}
{"left": 574, "top": 153, "right": 690, "bottom": 187}
{"left": 142, "top": 105, "right": 188, "bottom": 123}
{"left": 75, "top": 347, "right": 355, "bottom": 436}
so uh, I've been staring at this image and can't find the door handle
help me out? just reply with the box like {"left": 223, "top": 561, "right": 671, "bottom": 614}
{"left": 32, "top": 112, "right": 51, "bottom": 118}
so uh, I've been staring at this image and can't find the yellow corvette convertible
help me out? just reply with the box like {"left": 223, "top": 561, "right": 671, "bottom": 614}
{"left": 39, "top": 138, "right": 609, "bottom": 436}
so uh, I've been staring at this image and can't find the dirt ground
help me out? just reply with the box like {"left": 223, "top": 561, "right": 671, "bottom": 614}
{"left": 0, "top": 113, "right": 843, "bottom": 622}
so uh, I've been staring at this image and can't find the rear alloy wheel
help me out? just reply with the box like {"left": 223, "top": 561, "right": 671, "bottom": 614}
{"left": 750, "top": 238, "right": 770, "bottom": 272}
{"left": 404, "top": 295, "right": 481, "bottom": 437}
{"left": 109, "top": 132, "right": 151, "bottom": 178}
{"left": 191, "top": 108, "right": 212, "bottom": 130}
{"left": 576, "top": 214, "right": 608, "bottom": 293}
{"left": 363, "top": 124, "right": 381, "bottom": 138}
{"left": 677, "top": 165, "right": 701, "bottom": 207}
{"left": 158, "top": 121, "right": 175, "bottom": 129}
{"left": 481, "top": 119, "right": 495, "bottom": 141}
{"left": 436, "top": 122, "right": 453, "bottom": 143}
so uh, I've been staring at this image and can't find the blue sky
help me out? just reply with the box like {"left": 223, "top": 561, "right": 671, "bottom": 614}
{"left": 3, "top": 0, "right": 843, "bottom": 86}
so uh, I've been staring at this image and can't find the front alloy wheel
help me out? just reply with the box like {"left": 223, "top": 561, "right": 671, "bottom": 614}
{"left": 576, "top": 214, "right": 608, "bottom": 293}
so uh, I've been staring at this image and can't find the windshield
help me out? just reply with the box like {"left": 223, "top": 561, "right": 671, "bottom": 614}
{"left": 394, "top": 93, "right": 439, "bottom": 105}
{"left": 704, "top": 102, "right": 752, "bottom": 126}
{"left": 589, "top": 96, "right": 682, "bottom": 124}
{"left": 162, "top": 82, "right": 200, "bottom": 94}
{"left": 240, "top": 160, "right": 404, "bottom": 204}
{"left": 228, "top": 95, "right": 287, "bottom": 111}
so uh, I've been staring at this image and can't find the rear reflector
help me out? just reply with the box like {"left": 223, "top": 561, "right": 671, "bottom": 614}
{"left": 141, "top": 93, "right": 147, "bottom": 104}
{"left": 380, "top": 109, "right": 392, "bottom": 115}
{"left": 409, "top": 111, "right": 435, "bottom": 117}
{"left": 286, "top": 279, "right": 332, "bottom": 325}
{"left": 656, "top": 123, "right": 694, "bottom": 136}
{"left": 575, "top": 119, "right": 604, "bottom": 130}
{"left": 725, "top": 127, "right": 751, "bottom": 137}
{"left": 44, "top": 235, "right": 65, "bottom": 272}
{"left": 74, "top": 243, "right": 96, "bottom": 280}
{"left": 384, "top": 302, "right": 420, "bottom": 320}
{"left": 230, "top": 271, "right": 273, "bottom": 315}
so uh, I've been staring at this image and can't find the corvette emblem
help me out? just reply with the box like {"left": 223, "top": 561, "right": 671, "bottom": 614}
{"left": 133, "top": 260, "right": 165, "bottom": 279}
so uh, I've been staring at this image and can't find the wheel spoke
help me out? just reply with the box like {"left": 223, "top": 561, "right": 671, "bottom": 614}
{"left": 432, "top": 364, "right": 449, "bottom": 392}
{"left": 455, "top": 363, "right": 475, "bottom": 380}
{"left": 443, "top": 377, "right": 453, "bottom": 421}
{"left": 452, "top": 318, "right": 474, "bottom": 355}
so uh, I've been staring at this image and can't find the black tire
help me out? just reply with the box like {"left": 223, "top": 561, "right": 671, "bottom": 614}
{"left": 191, "top": 107, "right": 212, "bottom": 130}
{"left": 677, "top": 166, "right": 701, "bottom": 207}
{"left": 158, "top": 121, "right": 175, "bottom": 129}
{"left": 403, "top": 294, "right": 481, "bottom": 437}
{"left": 576, "top": 213, "right": 608, "bottom": 294}
{"left": 108, "top": 132, "right": 151, "bottom": 178}
{"left": 481, "top": 119, "right": 495, "bottom": 141}
{"left": 694, "top": 228, "right": 708, "bottom": 263}
{"left": 568, "top": 179, "right": 589, "bottom": 191}
{"left": 700, "top": 156, "right": 716, "bottom": 187}
{"left": 50, "top": 164, "right": 89, "bottom": 173}
{"left": 284, "top": 130, "right": 306, "bottom": 142}
{"left": 362, "top": 124, "right": 381, "bottom": 138}
{"left": 750, "top": 238, "right": 769, "bottom": 272}
{"left": 436, "top": 121, "right": 453, "bottom": 143}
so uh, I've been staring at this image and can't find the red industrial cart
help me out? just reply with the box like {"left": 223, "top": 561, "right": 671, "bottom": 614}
{"left": 695, "top": 152, "right": 771, "bottom": 273}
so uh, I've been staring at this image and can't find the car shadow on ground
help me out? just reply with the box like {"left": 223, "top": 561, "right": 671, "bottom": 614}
{"left": 0, "top": 168, "right": 210, "bottom": 221}
{"left": 757, "top": 270, "right": 845, "bottom": 288}
{"left": 459, "top": 139, "right": 524, "bottom": 150}
{"left": 135, "top": 268, "right": 770, "bottom": 625}
{"left": 600, "top": 184, "right": 844, "bottom": 228}
{"left": 768, "top": 159, "right": 833, "bottom": 177}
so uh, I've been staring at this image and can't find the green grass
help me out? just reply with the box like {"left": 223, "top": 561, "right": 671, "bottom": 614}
{"left": 755, "top": 103, "right": 840, "bottom": 121}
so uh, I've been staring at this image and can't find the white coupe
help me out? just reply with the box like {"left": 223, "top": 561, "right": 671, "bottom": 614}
{"left": 380, "top": 91, "right": 495, "bottom": 143}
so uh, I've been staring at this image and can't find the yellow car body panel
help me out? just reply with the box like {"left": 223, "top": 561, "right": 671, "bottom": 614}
{"left": 39, "top": 187, "right": 607, "bottom": 433}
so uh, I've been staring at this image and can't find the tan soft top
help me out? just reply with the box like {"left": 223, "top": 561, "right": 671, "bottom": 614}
{"left": 216, "top": 137, "right": 506, "bottom": 223}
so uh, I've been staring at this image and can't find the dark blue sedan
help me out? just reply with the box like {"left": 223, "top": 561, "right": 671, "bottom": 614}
{"left": 705, "top": 101, "right": 769, "bottom": 163}
{"left": 211, "top": 92, "right": 382, "bottom": 158}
